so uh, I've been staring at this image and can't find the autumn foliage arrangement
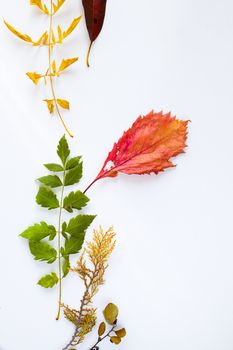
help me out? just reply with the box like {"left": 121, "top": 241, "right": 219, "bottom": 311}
{"left": 4, "top": 1, "right": 189, "bottom": 350}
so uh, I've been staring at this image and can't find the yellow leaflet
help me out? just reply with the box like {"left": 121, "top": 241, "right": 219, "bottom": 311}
{"left": 30, "top": 0, "right": 49, "bottom": 14}
{"left": 57, "top": 25, "right": 63, "bottom": 43}
{"left": 33, "top": 31, "right": 48, "bottom": 46}
{"left": 44, "top": 100, "right": 54, "bottom": 114}
{"left": 63, "top": 17, "right": 82, "bottom": 39}
{"left": 58, "top": 57, "right": 78, "bottom": 73}
{"left": 53, "top": 0, "right": 65, "bottom": 14}
{"left": 4, "top": 20, "right": 32, "bottom": 43}
{"left": 57, "top": 99, "right": 70, "bottom": 110}
{"left": 52, "top": 60, "right": 57, "bottom": 75}
{"left": 26, "top": 72, "right": 42, "bottom": 85}
{"left": 51, "top": 29, "right": 56, "bottom": 43}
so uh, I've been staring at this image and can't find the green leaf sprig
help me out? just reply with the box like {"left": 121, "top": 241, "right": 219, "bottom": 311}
{"left": 20, "top": 135, "right": 96, "bottom": 320}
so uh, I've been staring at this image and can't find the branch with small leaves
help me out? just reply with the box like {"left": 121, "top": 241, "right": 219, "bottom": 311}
{"left": 20, "top": 135, "right": 96, "bottom": 320}
{"left": 61, "top": 227, "right": 122, "bottom": 350}
{"left": 4, "top": 0, "right": 81, "bottom": 137}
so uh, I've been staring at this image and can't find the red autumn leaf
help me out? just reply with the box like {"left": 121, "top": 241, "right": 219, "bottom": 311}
{"left": 82, "top": 0, "right": 107, "bottom": 66}
{"left": 84, "top": 111, "right": 189, "bottom": 193}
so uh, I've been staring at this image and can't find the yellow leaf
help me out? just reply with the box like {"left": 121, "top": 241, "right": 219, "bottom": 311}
{"left": 63, "top": 16, "right": 82, "bottom": 39}
{"left": 110, "top": 336, "right": 121, "bottom": 345}
{"left": 44, "top": 99, "right": 54, "bottom": 114}
{"left": 4, "top": 20, "right": 32, "bottom": 43}
{"left": 42, "top": 33, "right": 48, "bottom": 45}
{"left": 98, "top": 322, "right": 106, "bottom": 337}
{"left": 52, "top": 60, "right": 57, "bottom": 74}
{"left": 43, "top": 4, "right": 49, "bottom": 14}
{"left": 57, "top": 99, "right": 70, "bottom": 110}
{"left": 57, "top": 25, "right": 63, "bottom": 43}
{"left": 26, "top": 72, "right": 42, "bottom": 85}
{"left": 103, "top": 303, "right": 119, "bottom": 325}
{"left": 58, "top": 57, "right": 78, "bottom": 72}
{"left": 115, "top": 328, "right": 126, "bottom": 338}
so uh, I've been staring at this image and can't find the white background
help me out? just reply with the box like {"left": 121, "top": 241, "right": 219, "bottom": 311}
{"left": 0, "top": 0, "right": 233, "bottom": 349}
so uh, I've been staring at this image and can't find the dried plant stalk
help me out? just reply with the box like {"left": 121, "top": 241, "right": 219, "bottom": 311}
{"left": 62, "top": 226, "right": 116, "bottom": 349}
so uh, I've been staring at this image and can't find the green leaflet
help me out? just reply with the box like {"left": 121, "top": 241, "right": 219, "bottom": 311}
{"left": 66, "top": 215, "right": 96, "bottom": 237}
{"left": 62, "top": 257, "right": 70, "bottom": 277}
{"left": 29, "top": 241, "right": 57, "bottom": 263}
{"left": 20, "top": 222, "right": 56, "bottom": 241}
{"left": 66, "top": 156, "right": 81, "bottom": 170}
{"left": 64, "top": 163, "right": 83, "bottom": 186}
{"left": 36, "top": 187, "right": 59, "bottom": 210}
{"left": 63, "top": 191, "right": 89, "bottom": 212}
{"left": 44, "top": 163, "right": 64, "bottom": 172}
{"left": 57, "top": 135, "right": 70, "bottom": 165}
{"left": 64, "top": 234, "right": 85, "bottom": 255}
{"left": 38, "top": 272, "right": 59, "bottom": 288}
{"left": 38, "top": 175, "right": 62, "bottom": 188}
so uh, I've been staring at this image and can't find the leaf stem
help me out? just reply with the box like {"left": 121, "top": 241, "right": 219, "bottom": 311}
{"left": 56, "top": 168, "right": 66, "bottom": 320}
{"left": 86, "top": 41, "right": 93, "bottom": 67}
{"left": 48, "top": 1, "right": 73, "bottom": 137}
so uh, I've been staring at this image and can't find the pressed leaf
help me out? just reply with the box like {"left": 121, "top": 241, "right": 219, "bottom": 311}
{"left": 26, "top": 72, "right": 42, "bottom": 85}
{"left": 44, "top": 99, "right": 54, "bottom": 114}
{"left": 65, "top": 214, "right": 96, "bottom": 237}
{"left": 98, "top": 322, "right": 106, "bottom": 336}
{"left": 57, "top": 25, "right": 63, "bottom": 43}
{"left": 64, "top": 163, "right": 83, "bottom": 186}
{"left": 44, "top": 163, "right": 64, "bottom": 172}
{"left": 37, "top": 175, "right": 62, "bottom": 188}
{"left": 29, "top": 241, "right": 57, "bottom": 263}
{"left": 57, "top": 135, "right": 70, "bottom": 165}
{"left": 64, "top": 234, "right": 85, "bottom": 255}
{"left": 110, "top": 336, "right": 121, "bottom": 345}
{"left": 57, "top": 99, "right": 70, "bottom": 110}
{"left": 63, "top": 191, "right": 89, "bottom": 212}
{"left": 91, "top": 111, "right": 189, "bottom": 185}
{"left": 58, "top": 57, "right": 78, "bottom": 73}
{"left": 20, "top": 222, "right": 56, "bottom": 241}
{"left": 63, "top": 17, "right": 82, "bottom": 39}
{"left": 82, "top": 0, "right": 107, "bottom": 66}
{"left": 103, "top": 303, "right": 119, "bottom": 325}
{"left": 36, "top": 187, "right": 59, "bottom": 210}
{"left": 66, "top": 156, "right": 81, "bottom": 170}
{"left": 4, "top": 20, "right": 32, "bottom": 43}
{"left": 52, "top": 60, "right": 57, "bottom": 74}
{"left": 38, "top": 272, "right": 59, "bottom": 288}
{"left": 115, "top": 328, "right": 126, "bottom": 338}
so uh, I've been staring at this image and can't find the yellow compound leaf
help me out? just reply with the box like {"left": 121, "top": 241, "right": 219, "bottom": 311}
{"left": 26, "top": 72, "right": 42, "bottom": 85}
{"left": 53, "top": 0, "right": 65, "bottom": 14}
{"left": 63, "top": 17, "right": 82, "bottom": 39}
{"left": 57, "top": 25, "right": 63, "bottom": 43}
{"left": 103, "top": 303, "right": 119, "bottom": 325}
{"left": 4, "top": 20, "right": 32, "bottom": 43}
{"left": 44, "top": 99, "right": 54, "bottom": 114}
{"left": 58, "top": 57, "right": 78, "bottom": 72}
{"left": 110, "top": 336, "right": 121, "bottom": 345}
{"left": 98, "top": 322, "right": 106, "bottom": 337}
{"left": 57, "top": 99, "right": 70, "bottom": 110}
{"left": 115, "top": 328, "right": 126, "bottom": 338}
